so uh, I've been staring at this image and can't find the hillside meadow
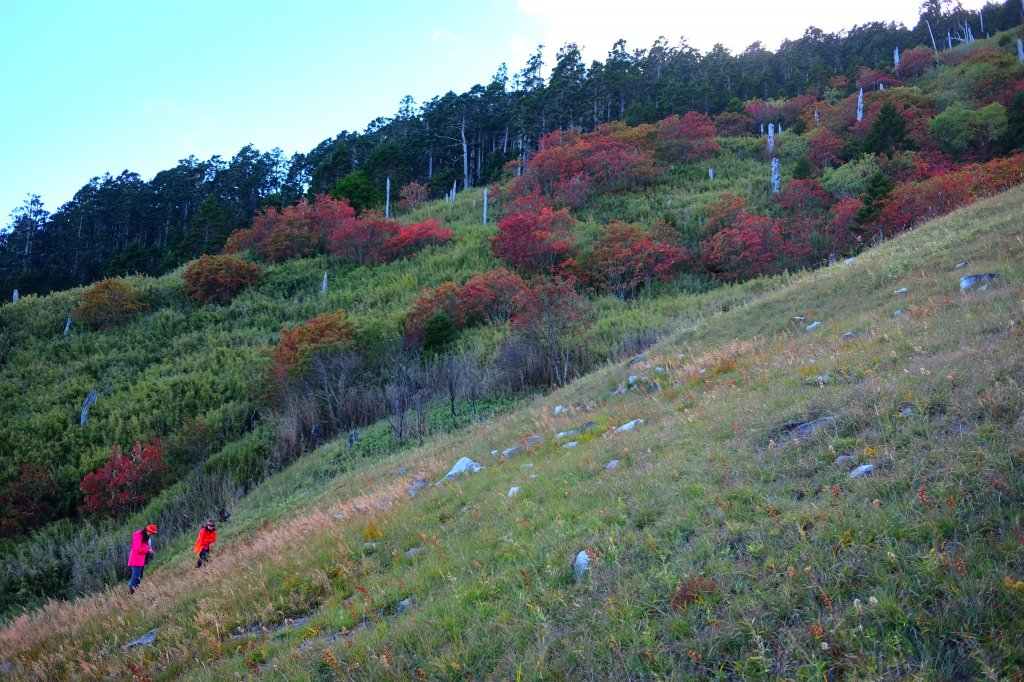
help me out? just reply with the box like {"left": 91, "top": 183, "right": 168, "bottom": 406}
{"left": 0, "top": 185, "right": 1020, "bottom": 680}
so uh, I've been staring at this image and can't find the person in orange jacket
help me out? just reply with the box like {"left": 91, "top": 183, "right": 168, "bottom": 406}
{"left": 193, "top": 518, "right": 217, "bottom": 567}
{"left": 128, "top": 524, "right": 157, "bottom": 594}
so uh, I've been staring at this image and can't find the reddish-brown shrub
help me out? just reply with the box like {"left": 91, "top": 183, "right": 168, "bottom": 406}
{"left": 73, "top": 278, "right": 149, "bottom": 329}
{"left": 491, "top": 208, "right": 576, "bottom": 274}
{"left": 272, "top": 310, "right": 355, "bottom": 377}
{"left": 457, "top": 269, "right": 528, "bottom": 324}
{"left": 181, "top": 254, "right": 262, "bottom": 305}
{"left": 79, "top": 438, "right": 166, "bottom": 517}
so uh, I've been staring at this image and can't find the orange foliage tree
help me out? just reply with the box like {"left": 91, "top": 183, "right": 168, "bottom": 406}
{"left": 272, "top": 310, "right": 356, "bottom": 378}
{"left": 73, "top": 278, "right": 149, "bottom": 329}
{"left": 180, "top": 254, "right": 262, "bottom": 305}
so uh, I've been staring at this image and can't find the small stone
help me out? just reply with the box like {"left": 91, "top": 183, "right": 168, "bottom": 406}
{"left": 834, "top": 454, "right": 859, "bottom": 465}
{"left": 842, "top": 331, "right": 856, "bottom": 340}
{"left": 529, "top": 474, "right": 539, "bottom": 479}
{"left": 605, "top": 459, "right": 620, "bottom": 470}
{"left": 655, "top": 366, "right": 666, "bottom": 373}
{"left": 123, "top": 628, "right": 160, "bottom": 650}
{"left": 363, "top": 542, "right": 379, "bottom": 552}
{"left": 573, "top": 550, "right": 592, "bottom": 581}
{"left": 893, "top": 287, "right": 908, "bottom": 294}
{"left": 397, "top": 467, "right": 408, "bottom": 475}
{"left": 407, "top": 479, "right": 428, "bottom": 497}
{"left": 333, "top": 511, "right": 346, "bottom": 520}
{"left": 397, "top": 597, "right": 412, "bottom": 613}
{"left": 900, "top": 403, "right": 914, "bottom": 416}
{"left": 805, "top": 374, "right": 831, "bottom": 385}
{"left": 491, "top": 450, "right": 499, "bottom": 456}
{"left": 893, "top": 309, "right": 902, "bottom": 317}
{"left": 521, "top": 463, "right": 534, "bottom": 468}
{"left": 806, "top": 321, "right": 822, "bottom": 331}
{"left": 850, "top": 464, "right": 876, "bottom": 478}
{"left": 556, "top": 429, "right": 579, "bottom": 439}
{"left": 954, "top": 261, "right": 967, "bottom": 269}
{"left": 628, "top": 375, "right": 639, "bottom": 385}
{"left": 630, "top": 353, "right": 647, "bottom": 363}
{"left": 844, "top": 257, "right": 857, "bottom": 265}
{"left": 612, "top": 386, "right": 628, "bottom": 395}
{"left": 698, "top": 368, "right": 707, "bottom": 375}
{"left": 554, "top": 405, "right": 568, "bottom": 415}
{"left": 792, "top": 316, "right": 806, "bottom": 322}
{"left": 525, "top": 435, "right": 542, "bottom": 447}
{"left": 562, "top": 441, "right": 579, "bottom": 448}
{"left": 960, "top": 273, "right": 1000, "bottom": 291}
{"left": 676, "top": 353, "right": 687, "bottom": 359}
{"left": 439, "top": 457, "right": 483, "bottom": 483}
{"left": 404, "top": 547, "right": 421, "bottom": 559}
{"left": 579, "top": 421, "right": 597, "bottom": 431}
{"left": 613, "top": 419, "right": 645, "bottom": 433}
{"left": 507, "top": 486, "right": 520, "bottom": 497}
{"left": 502, "top": 446, "right": 522, "bottom": 456}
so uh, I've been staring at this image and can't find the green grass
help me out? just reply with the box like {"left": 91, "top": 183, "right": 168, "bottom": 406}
{"left": 2, "top": 185, "right": 1021, "bottom": 679}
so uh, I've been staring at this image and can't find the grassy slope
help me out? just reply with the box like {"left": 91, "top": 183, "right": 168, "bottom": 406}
{"left": 1, "top": 188, "right": 1022, "bottom": 680}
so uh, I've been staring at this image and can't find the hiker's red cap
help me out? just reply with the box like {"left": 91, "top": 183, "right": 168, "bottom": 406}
{"left": 146, "top": 524, "right": 158, "bottom": 534}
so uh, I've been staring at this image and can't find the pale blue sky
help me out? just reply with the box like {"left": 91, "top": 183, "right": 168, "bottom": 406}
{"left": 0, "top": 0, "right": 987, "bottom": 221}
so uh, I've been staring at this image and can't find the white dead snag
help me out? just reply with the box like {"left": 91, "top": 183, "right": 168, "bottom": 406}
{"left": 767, "top": 123, "right": 775, "bottom": 153}
{"left": 771, "top": 158, "right": 780, "bottom": 195}
{"left": 857, "top": 89, "right": 864, "bottom": 122}
{"left": 483, "top": 186, "right": 489, "bottom": 224}
{"left": 385, "top": 176, "right": 391, "bottom": 219}
{"left": 321, "top": 272, "right": 328, "bottom": 295}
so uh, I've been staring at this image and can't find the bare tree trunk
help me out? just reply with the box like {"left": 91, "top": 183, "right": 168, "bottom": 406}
{"left": 460, "top": 113, "right": 470, "bottom": 189}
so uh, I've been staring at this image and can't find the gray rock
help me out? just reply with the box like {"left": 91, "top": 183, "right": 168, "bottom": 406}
{"left": 850, "top": 464, "right": 876, "bottom": 478}
{"left": 844, "top": 257, "right": 857, "bottom": 265}
{"left": 776, "top": 415, "right": 838, "bottom": 444}
{"left": 628, "top": 375, "right": 639, "bottom": 385}
{"left": 362, "top": 542, "right": 379, "bottom": 552}
{"left": 893, "top": 309, "right": 902, "bottom": 317}
{"left": 0, "top": 663, "right": 11, "bottom": 673}
{"left": 806, "top": 321, "right": 822, "bottom": 331}
{"left": 614, "top": 418, "right": 645, "bottom": 433}
{"left": 122, "top": 628, "right": 160, "bottom": 650}
{"left": 579, "top": 421, "right": 597, "bottom": 431}
{"left": 407, "top": 479, "right": 428, "bottom": 497}
{"left": 439, "top": 457, "right": 483, "bottom": 483}
{"left": 630, "top": 353, "right": 647, "bottom": 363}
{"left": 397, "top": 467, "right": 408, "bottom": 475}
{"left": 491, "top": 450, "right": 499, "bottom": 456}
{"left": 502, "top": 446, "right": 523, "bottom": 456}
{"left": 605, "top": 460, "right": 620, "bottom": 470}
{"left": 554, "top": 405, "right": 568, "bottom": 415}
{"left": 397, "top": 597, "right": 412, "bottom": 613}
{"left": 834, "top": 454, "right": 859, "bottom": 465}
{"left": 655, "top": 366, "right": 666, "bottom": 373}
{"left": 404, "top": 547, "right": 421, "bottom": 559}
{"left": 842, "top": 331, "right": 856, "bottom": 340}
{"left": 525, "top": 435, "right": 542, "bottom": 447}
{"left": 893, "top": 287, "right": 909, "bottom": 294}
{"left": 298, "top": 639, "right": 316, "bottom": 652}
{"left": 521, "top": 463, "right": 534, "bottom": 468}
{"left": 556, "top": 429, "right": 579, "bottom": 439}
{"left": 805, "top": 374, "right": 831, "bottom": 386}
{"left": 960, "top": 273, "right": 1000, "bottom": 291}
{"left": 562, "top": 441, "right": 579, "bottom": 448}
{"left": 507, "top": 486, "right": 520, "bottom": 497}
{"left": 899, "top": 403, "right": 913, "bottom": 417}
{"left": 612, "top": 386, "right": 628, "bottom": 395}
{"left": 573, "top": 550, "right": 592, "bottom": 581}
{"left": 333, "top": 511, "right": 346, "bottom": 520}
{"left": 676, "top": 353, "right": 687, "bottom": 359}
{"left": 792, "top": 316, "right": 806, "bottom": 322}
{"left": 954, "top": 261, "right": 967, "bottom": 269}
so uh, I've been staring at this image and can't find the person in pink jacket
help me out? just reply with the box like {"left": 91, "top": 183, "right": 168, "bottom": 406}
{"left": 128, "top": 524, "right": 157, "bottom": 594}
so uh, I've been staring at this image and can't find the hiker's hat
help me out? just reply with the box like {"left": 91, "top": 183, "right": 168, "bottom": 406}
{"left": 146, "top": 524, "right": 158, "bottom": 534}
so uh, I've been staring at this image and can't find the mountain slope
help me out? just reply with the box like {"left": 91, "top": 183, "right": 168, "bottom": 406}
{"left": 1, "top": 187, "right": 1022, "bottom": 679}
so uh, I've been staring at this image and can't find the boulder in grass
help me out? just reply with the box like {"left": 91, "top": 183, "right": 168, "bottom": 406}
{"left": 834, "top": 454, "right": 859, "bottom": 465}
{"left": 404, "top": 547, "right": 421, "bottom": 559}
{"left": 894, "top": 287, "right": 908, "bottom": 294}
{"left": 614, "top": 419, "right": 645, "bottom": 433}
{"left": 959, "top": 273, "right": 1000, "bottom": 291}
{"left": 123, "top": 628, "right": 160, "bottom": 650}
{"left": 502, "top": 446, "right": 522, "bottom": 457}
{"left": 407, "top": 479, "right": 428, "bottom": 497}
{"left": 842, "top": 331, "right": 856, "bottom": 340}
{"left": 775, "top": 415, "right": 838, "bottom": 444}
{"left": 844, "top": 257, "right": 857, "bottom": 265}
{"left": 556, "top": 428, "right": 579, "bottom": 439}
{"left": 507, "top": 487, "right": 520, "bottom": 498}
{"left": 397, "top": 597, "right": 412, "bottom": 613}
{"left": 574, "top": 550, "right": 592, "bottom": 581}
{"left": 850, "top": 464, "right": 876, "bottom": 478}
{"left": 605, "top": 460, "right": 620, "bottom": 470}
{"left": 438, "top": 457, "right": 482, "bottom": 483}
{"left": 806, "top": 321, "right": 821, "bottom": 331}
{"left": 563, "top": 441, "right": 579, "bottom": 448}
{"left": 554, "top": 405, "right": 568, "bottom": 415}
{"left": 954, "top": 261, "right": 967, "bottom": 269}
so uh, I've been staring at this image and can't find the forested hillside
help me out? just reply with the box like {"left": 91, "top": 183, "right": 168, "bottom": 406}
{"left": 1, "top": 0, "right": 1024, "bottom": 633}
{"left": 1, "top": 1, "right": 1021, "bottom": 295}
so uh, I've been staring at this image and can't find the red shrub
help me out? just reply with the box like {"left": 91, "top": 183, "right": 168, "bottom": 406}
{"left": 700, "top": 213, "right": 781, "bottom": 281}
{"left": 458, "top": 269, "right": 529, "bottom": 324}
{"left": 582, "top": 221, "right": 692, "bottom": 298}
{"left": 326, "top": 210, "right": 398, "bottom": 265}
{"left": 404, "top": 282, "right": 464, "bottom": 346}
{"left": 807, "top": 129, "right": 844, "bottom": 170}
{"left": 397, "top": 181, "right": 429, "bottom": 212}
{"left": 181, "top": 254, "right": 262, "bottom": 305}
{"left": 656, "top": 112, "right": 721, "bottom": 162}
{"left": 491, "top": 208, "right": 576, "bottom": 274}
{"left": 225, "top": 194, "right": 355, "bottom": 263}
{"left": 79, "top": 438, "right": 166, "bottom": 517}
{"left": 700, "top": 193, "right": 748, "bottom": 240}
{"left": 895, "top": 48, "right": 934, "bottom": 79}
{"left": 378, "top": 219, "right": 452, "bottom": 261}
{"left": 272, "top": 310, "right": 355, "bottom": 377}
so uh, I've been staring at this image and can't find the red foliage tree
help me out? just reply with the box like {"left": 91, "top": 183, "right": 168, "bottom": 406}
{"left": 272, "top": 310, "right": 355, "bottom": 377}
{"left": 700, "top": 193, "right": 748, "bottom": 239}
{"left": 457, "top": 269, "right": 529, "bottom": 324}
{"left": 491, "top": 208, "right": 576, "bottom": 274}
{"left": 656, "top": 112, "right": 721, "bottom": 162}
{"left": 745, "top": 100, "right": 779, "bottom": 126}
{"left": 776, "top": 179, "right": 835, "bottom": 268}
{"left": 582, "top": 221, "right": 692, "bottom": 299}
{"left": 79, "top": 438, "right": 166, "bottom": 517}
{"left": 511, "top": 278, "right": 592, "bottom": 387}
{"left": 700, "top": 213, "right": 781, "bottom": 281}
{"left": 855, "top": 67, "right": 899, "bottom": 90}
{"left": 397, "top": 181, "right": 429, "bottom": 212}
{"left": 807, "top": 129, "right": 844, "bottom": 170}
{"left": 895, "top": 48, "right": 934, "bottom": 79}
{"left": 822, "top": 197, "right": 862, "bottom": 254}
{"left": 225, "top": 195, "right": 357, "bottom": 263}
{"left": 73, "top": 278, "right": 149, "bottom": 329}
{"left": 403, "top": 282, "right": 465, "bottom": 347}
{"left": 377, "top": 219, "right": 453, "bottom": 261}
{"left": 327, "top": 210, "right": 399, "bottom": 265}
{"left": 180, "top": 254, "right": 262, "bottom": 305}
